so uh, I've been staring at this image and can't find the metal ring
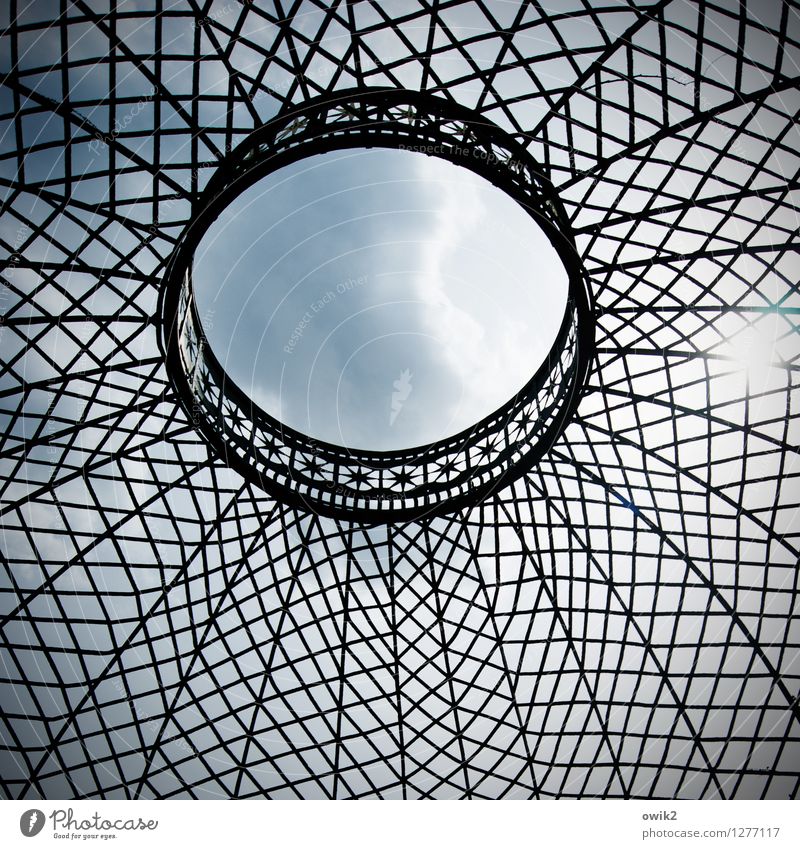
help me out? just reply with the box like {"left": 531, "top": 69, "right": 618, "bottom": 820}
{"left": 160, "top": 88, "right": 595, "bottom": 523}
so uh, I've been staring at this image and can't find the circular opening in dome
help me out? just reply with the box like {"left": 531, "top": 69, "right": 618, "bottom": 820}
{"left": 160, "top": 88, "right": 593, "bottom": 522}
{"left": 191, "top": 147, "right": 569, "bottom": 451}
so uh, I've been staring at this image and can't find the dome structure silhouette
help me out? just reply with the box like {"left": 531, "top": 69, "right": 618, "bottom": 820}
{"left": 0, "top": 0, "right": 799, "bottom": 799}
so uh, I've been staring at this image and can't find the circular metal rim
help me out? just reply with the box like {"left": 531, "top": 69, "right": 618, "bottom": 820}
{"left": 159, "top": 87, "right": 595, "bottom": 523}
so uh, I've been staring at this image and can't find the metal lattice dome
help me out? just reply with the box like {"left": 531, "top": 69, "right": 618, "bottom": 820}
{"left": 1, "top": 0, "right": 799, "bottom": 799}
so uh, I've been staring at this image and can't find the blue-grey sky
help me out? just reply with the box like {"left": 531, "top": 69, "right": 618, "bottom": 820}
{"left": 192, "top": 148, "right": 569, "bottom": 450}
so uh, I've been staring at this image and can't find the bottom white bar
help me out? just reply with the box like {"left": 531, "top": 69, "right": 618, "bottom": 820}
{"left": 1, "top": 799, "right": 797, "bottom": 849}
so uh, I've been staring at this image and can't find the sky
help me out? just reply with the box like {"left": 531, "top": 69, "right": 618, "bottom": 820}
{"left": 191, "top": 147, "right": 569, "bottom": 451}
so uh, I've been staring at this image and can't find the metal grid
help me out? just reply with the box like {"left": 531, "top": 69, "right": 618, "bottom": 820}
{"left": 0, "top": 0, "right": 799, "bottom": 799}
